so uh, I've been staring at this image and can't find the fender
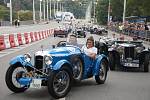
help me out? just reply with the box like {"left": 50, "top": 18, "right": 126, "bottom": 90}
{"left": 94, "top": 54, "right": 108, "bottom": 76}
{"left": 52, "top": 59, "right": 72, "bottom": 71}
{"left": 9, "top": 55, "right": 33, "bottom": 68}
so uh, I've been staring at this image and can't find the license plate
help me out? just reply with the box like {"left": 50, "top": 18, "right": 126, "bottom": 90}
{"left": 124, "top": 63, "right": 139, "bottom": 67}
{"left": 30, "top": 79, "right": 42, "bottom": 89}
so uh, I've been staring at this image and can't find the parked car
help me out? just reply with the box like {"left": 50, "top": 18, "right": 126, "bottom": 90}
{"left": 108, "top": 40, "right": 150, "bottom": 72}
{"left": 54, "top": 26, "right": 69, "bottom": 37}
{"left": 5, "top": 42, "right": 109, "bottom": 99}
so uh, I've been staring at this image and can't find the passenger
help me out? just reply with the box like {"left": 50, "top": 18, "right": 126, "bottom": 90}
{"left": 81, "top": 36, "right": 97, "bottom": 59}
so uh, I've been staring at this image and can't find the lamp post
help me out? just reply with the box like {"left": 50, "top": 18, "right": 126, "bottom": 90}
{"left": 54, "top": 0, "right": 56, "bottom": 16}
{"left": 49, "top": 0, "right": 52, "bottom": 19}
{"left": 56, "top": 0, "right": 59, "bottom": 12}
{"left": 9, "top": 0, "right": 12, "bottom": 25}
{"left": 107, "top": 0, "right": 110, "bottom": 25}
{"left": 40, "top": 0, "right": 42, "bottom": 22}
{"left": 123, "top": 0, "right": 127, "bottom": 24}
{"left": 46, "top": 0, "right": 49, "bottom": 21}
{"left": 59, "top": 1, "right": 61, "bottom": 11}
{"left": 33, "top": 0, "right": 36, "bottom": 24}
{"left": 43, "top": 0, "right": 46, "bottom": 21}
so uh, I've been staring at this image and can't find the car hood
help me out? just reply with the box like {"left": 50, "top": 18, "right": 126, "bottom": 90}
{"left": 35, "top": 46, "right": 81, "bottom": 57}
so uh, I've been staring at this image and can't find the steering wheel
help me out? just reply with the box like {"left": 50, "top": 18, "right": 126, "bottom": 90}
{"left": 57, "top": 41, "right": 67, "bottom": 47}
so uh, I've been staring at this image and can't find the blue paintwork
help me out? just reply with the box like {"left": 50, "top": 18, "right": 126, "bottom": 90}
{"left": 18, "top": 77, "right": 32, "bottom": 86}
{"left": 9, "top": 45, "right": 108, "bottom": 85}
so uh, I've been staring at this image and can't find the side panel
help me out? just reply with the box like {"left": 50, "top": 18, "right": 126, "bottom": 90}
{"left": 52, "top": 60, "right": 72, "bottom": 71}
{"left": 93, "top": 54, "right": 108, "bottom": 76}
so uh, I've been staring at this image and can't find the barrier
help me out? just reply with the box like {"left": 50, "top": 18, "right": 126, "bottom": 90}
{"left": 24, "top": 33, "right": 29, "bottom": 44}
{"left": 30, "top": 32, "right": 35, "bottom": 42}
{"left": 34, "top": 32, "right": 38, "bottom": 41}
{"left": 17, "top": 33, "right": 23, "bottom": 45}
{"left": 4, "top": 34, "right": 10, "bottom": 49}
{"left": 38, "top": 31, "right": 41, "bottom": 40}
{"left": 28, "top": 33, "right": 31, "bottom": 43}
{"left": 14, "top": 34, "right": 19, "bottom": 46}
{"left": 9, "top": 34, "right": 16, "bottom": 47}
{"left": 21, "top": 33, "right": 26, "bottom": 44}
{"left": 0, "top": 35, "right": 6, "bottom": 50}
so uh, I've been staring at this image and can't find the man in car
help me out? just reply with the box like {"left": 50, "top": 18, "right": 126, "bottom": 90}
{"left": 81, "top": 36, "right": 97, "bottom": 59}
{"left": 67, "top": 34, "right": 78, "bottom": 46}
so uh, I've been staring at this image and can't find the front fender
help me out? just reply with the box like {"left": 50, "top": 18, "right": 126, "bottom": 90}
{"left": 52, "top": 60, "right": 72, "bottom": 71}
{"left": 9, "top": 55, "right": 33, "bottom": 68}
{"left": 94, "top": 54, "right": 108, "bottom": 76}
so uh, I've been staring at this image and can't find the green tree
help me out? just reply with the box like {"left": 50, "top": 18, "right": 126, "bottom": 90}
{"left": 0, "top": 5, "right": 9, "bottom": 20}
{"left": 96, "top": 0, "right": 109, "bottom": 25}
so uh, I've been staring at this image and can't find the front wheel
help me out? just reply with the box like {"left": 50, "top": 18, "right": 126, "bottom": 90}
{"left": 143, "top": 54, "right": 150, "bottom": 72}
{"left": 5, "top": 65, "right": 29, "bottom": 93}
{"left": 47, "top": 66, "right": 72, "bottom": 99}
{"left": 95, "top": 59, "right": 108, "bottom": 84}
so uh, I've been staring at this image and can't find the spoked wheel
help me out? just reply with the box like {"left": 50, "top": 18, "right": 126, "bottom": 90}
{"left": 47, "top": 66, "right": 72, "bottom": 99}
{"left": 95, "top": 59, "right": 108, "bottom": 84}
{"left": 5, "top": 65, "right": 29, "bottom": 93}
{"left": 72, "top": 58, "right": 83, "bottom": 81}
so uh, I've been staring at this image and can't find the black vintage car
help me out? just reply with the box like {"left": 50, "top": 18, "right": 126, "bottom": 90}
{"left": 74, "top": 28, "right": 86, "bottom": 38}
{"left": 108, "top": 40, "right": 150, "bottom": 72}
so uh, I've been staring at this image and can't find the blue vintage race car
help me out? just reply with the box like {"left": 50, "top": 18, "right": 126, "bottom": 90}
{"left": 5, "top": 44, "right": 109, "bottom": 99}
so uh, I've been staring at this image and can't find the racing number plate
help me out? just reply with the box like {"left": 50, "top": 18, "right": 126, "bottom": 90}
{"left": 124, "top": 63, "right": 139, "bottom": 67}
{"left": 30, "top": 79, "right": 42, "bottom": 89}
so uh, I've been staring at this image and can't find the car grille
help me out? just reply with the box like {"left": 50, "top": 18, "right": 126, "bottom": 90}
{"left": 124, "top": 47, "right": 134, "bottom": 59}
{"left": 35, "top": 56, "right": 43, "bottom": 70}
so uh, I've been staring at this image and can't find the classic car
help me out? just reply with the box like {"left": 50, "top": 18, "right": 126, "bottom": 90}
{"left": 74, "top": 28, "right": 86, "bottom": 38}
{"left": 5, "top": 42, "right": 109, "bottom": 99}
{"left": 54, "top": 26, "right": 69, "bottom": 37}
{"left": 90, "top": 25, "right": 107, "bottom": 35}
{"left": 108, "top": 40, "right": 150, "bottom": 72}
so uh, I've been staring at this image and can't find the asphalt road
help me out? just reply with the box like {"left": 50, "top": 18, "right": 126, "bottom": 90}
{"left": 0, "top": 23, "right": 150, "bottom": 100}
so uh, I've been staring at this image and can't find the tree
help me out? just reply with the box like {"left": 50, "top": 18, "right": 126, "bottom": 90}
{"left": 0, "top": 5, "right": 9, "bottom": 20}
{"left": 96, "top": 0, "right": 109, "bottom": 25}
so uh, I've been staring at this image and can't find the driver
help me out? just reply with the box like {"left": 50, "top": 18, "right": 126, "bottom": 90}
{"left": 67, "top": 34, "right": 78, "bottom": 46}
{"left": 81, "top": 36, "right": 97, "bottom": 59}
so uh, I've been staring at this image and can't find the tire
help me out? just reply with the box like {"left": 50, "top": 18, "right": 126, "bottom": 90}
{"left": 5, "top": 65, "right": 28, "bottom": 93}
{"left": 95, "top": 59, "right": 108, "bottom": 84}
{"left": 143, "top": 54, "right": 150, "bottom": 72}
{"left": 47, "top": 66, "right": 72, "bottom": 99}
{"left": 109, "top": 52, "right": 115, "bottom": 70}
{"left": 71, "top": 56, "right": 83, "bottom": 82}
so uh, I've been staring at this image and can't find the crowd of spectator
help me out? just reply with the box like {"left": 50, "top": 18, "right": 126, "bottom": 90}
{"left": 108, "top": 21, "right": 150, "bottom": 40}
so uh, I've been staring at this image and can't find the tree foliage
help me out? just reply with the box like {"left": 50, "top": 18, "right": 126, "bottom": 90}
{"left": 96, "top": 0, "right": 109, "bottom": 25}
{"left": 96, "top": 0, "right": 150, "bottom": 25}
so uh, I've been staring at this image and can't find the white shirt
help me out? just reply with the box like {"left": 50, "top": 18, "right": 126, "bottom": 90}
{"left": 81, "top": 45, "right": 97, "bottom": 55}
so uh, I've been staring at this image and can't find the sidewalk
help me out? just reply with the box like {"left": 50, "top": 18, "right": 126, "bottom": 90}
{"left": 0, "top": 21, "right": 58, "bottom": 35}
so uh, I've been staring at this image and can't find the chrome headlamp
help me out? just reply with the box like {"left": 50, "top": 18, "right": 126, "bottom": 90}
{"left": 24, "top": 53, "right": 31, "bottom": 62}
{"left": 44, "top": 55, "right": 53, "bottom": 65}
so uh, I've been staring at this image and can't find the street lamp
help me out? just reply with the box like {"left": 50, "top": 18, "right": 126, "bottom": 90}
{"left": 107, "top": 0, "right": 111, "bottom": 25}
{"left": 43, "top": 0, "right": 46, "bottom": 21}
{"left": 123, "top": 0, "right": 127, "bottom": 24}
{"left": 53, "top": 0, "right": 56, "bottom": 16}
{"left": 46, "top": 0, "right": 49, "bottom": 21}
{"left": 49, "top": 0, "right": 52, "bottom": 19}
{"left": 56, "top": 0, "right": 59, "bottom": 12}
{"left": 33, "top": 0, "right": 36, "bottom": 24}
{"left": 9, "top": 0, "right": 12, "bottom": 25}
{"left": 40, "top": 0, "right": 42, "bottom": 22}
